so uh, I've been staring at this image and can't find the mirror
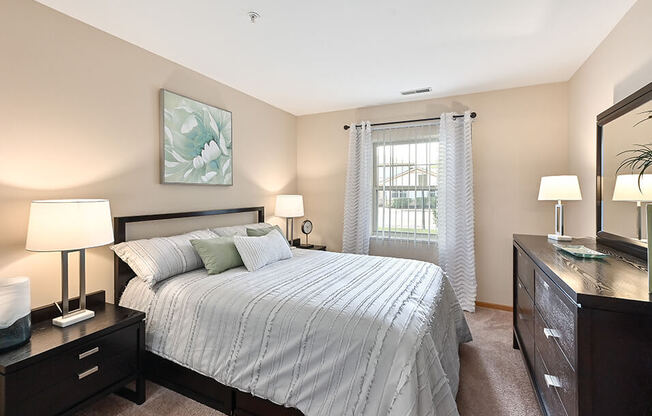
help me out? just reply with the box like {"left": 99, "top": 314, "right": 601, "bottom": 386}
{"left": 602, "top": 102, "right": 652, "bottom": 238}
{"left": 597, "top": 82, "right": 652, "bottom": 259}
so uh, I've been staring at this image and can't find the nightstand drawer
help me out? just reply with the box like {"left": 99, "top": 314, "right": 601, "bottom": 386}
{"left": 74, "top": 323, "right": 139, "bottom": 388}
{"left": 5, "top": 324, "right": 139, "bottom": 415}
{"left": 74, "top": 323, "right": 138, "bottom": 370}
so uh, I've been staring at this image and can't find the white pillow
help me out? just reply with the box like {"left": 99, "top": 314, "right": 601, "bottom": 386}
{"left": 111, "top": 229, "right": 217, "bottom": 286}
{"left": 212, "top": 222, "right": 272, "bottom": 237}
{"left": 233, "top": 229, "right": 292, "bottom": 272}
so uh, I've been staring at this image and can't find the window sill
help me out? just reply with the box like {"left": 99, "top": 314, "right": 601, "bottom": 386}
{"left": 370, "top": 235, "right": 438, "bottom": 245}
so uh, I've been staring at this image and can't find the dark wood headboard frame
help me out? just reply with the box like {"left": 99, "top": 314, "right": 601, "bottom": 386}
{"left": 113, "top": 206, "right": 265, "bottom": 304}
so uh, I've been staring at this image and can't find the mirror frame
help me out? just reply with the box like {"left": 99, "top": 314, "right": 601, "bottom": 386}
{"left": 596, "top": 82, "right": 652, "bottom": 260}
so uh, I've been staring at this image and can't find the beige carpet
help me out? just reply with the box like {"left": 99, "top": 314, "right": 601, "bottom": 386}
{"left": 77, "top": 307, "right": 539, "bottom": 416}
{"left": 456, "top": 307, "right": 540, "bottom": 416}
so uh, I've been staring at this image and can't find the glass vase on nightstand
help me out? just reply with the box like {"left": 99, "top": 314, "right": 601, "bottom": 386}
{"left": 0, "top": 277, "right": 31, "bottom": 352}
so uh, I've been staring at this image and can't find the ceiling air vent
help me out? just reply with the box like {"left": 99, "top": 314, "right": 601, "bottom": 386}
{"left": 401, "top": 87, "right": 432, "bottom": 96}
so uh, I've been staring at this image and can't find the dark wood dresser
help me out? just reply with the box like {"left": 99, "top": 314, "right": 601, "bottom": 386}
{"left": 513, "top": 235, "right": 652, "bottom": 416}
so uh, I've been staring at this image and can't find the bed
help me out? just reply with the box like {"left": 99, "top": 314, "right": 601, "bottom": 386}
{"left": 113, "top": 207, "right": 471, "bottom": 416}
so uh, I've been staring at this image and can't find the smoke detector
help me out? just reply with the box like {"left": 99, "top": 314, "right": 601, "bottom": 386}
{"left": 401, "top": 87, "right": 432, "bottom": 96}
{"left": 248, "top": 11, "right": 260, "bottom": 23}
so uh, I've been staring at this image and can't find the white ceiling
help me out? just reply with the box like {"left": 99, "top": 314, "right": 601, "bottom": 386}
{"left": 37, "top": 0, "right": 635, "bottom": 115}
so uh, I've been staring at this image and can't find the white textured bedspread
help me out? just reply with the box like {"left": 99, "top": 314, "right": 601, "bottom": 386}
{"left": 120, "top": 249, "right": 471, "bottom": 416}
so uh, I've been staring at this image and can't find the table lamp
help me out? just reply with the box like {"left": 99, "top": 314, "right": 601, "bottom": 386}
{"left": 612, "top": 174, "right": 652, "bottom": 240}
{"left": 275, "top": 195, "right": 304, "bottom": 244}
{"left": 26, "top": 199, "right": 114, "bottom": 327}
{"left": 538, "top": 176, "right": 582, "bottom": 241}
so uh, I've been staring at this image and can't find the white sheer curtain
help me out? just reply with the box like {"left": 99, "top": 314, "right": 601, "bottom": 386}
{"left": 342, "top": 114, "right": 477, "bottom": 312}
{"left": 342, "top": 122, "right": 372, "bottom": 254}
{"left": 438, "top": 111, "right": 477, "bottom": 311}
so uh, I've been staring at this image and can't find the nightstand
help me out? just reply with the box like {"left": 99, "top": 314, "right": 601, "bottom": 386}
{"left": 0, "top": 291, "right": 145, "bottom": 416}
{"left": 294, "top": 243, "right": 327, "bottom": 251}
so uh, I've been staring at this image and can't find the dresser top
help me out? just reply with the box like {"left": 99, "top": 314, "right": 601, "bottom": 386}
{"left": 514, "top": 234, "right": 652, "bottom": 312}
{"left": 0, "top": 302, "right": 144, "bottom": 374}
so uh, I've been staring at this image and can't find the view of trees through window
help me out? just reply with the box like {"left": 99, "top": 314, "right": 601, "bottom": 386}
{"left": 373, "top": 139, "right": 438, "bottom": 239}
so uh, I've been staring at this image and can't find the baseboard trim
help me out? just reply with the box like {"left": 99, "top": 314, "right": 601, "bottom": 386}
{"left": 475, "top": 301, "right": 513, "bottom": 312}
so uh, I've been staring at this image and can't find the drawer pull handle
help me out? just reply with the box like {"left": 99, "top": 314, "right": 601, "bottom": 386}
{"left": 542, "top": 280, "right": 550, "bottom": 290}
{"left": 543, "top": 328, "right": 561, "bottom": 339}
{"left": 78, "top": 366, "right": 99, "bottom": 380}
{"left": 79, "top": 346, "right": 99, "bottom": 359}
{"left": 544, "top": 374, "right": 562, "bottom": 389}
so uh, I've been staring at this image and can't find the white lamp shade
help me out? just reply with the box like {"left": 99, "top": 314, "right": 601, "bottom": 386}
{"left": 612, "top": 174, "right": 652, "bottom": 202}
{"left": 538, "top": 176, "right": 582, "bottom": 201}
{"left": 26, "top": 199, "right": 114, "bottom": 252}
{"left": 275, "top": 195, "right": 304, "bottom": 218}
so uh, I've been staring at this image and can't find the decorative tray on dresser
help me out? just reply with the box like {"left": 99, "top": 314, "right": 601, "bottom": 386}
{"left": 513, "top": 235, "right": 652, "bottom": 416}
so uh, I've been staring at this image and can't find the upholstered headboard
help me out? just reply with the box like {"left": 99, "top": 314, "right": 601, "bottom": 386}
{"left": 113, "top": 206, "right": 265, "bottom": 304}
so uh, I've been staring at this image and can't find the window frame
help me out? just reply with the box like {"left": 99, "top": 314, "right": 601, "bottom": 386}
{"left": 371, "top": 136, "right": 438, "bottom": 241}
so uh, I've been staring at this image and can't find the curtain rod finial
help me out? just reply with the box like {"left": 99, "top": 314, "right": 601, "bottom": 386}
{"left": 343, "top": 125, "right": 350, "bottom": 130}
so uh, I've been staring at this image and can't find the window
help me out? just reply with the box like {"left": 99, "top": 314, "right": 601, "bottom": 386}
{"left": 372, "top": 127, "right": 438, "bottom": 241}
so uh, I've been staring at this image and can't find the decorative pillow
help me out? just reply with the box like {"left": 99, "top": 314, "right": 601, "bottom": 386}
{"left": 111, "top": 229, "right": 216, "bottom": 286}
{"left": 246, "top": 224, "right": 283, "bottom": 236}
{"left": 212, "top": 222, "right": 272, "bottom": 237}
{"left": 190, "top": 237, "right": 244, "bottom": 275}
{"left": 247, "top": 224, "right": 289, "bottom": 246}
{"left": 233, "top": 230, "right": 293, "bottom": 272}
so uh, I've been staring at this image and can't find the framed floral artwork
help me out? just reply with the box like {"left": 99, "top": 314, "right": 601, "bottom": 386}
{"left": 160, "top": 89, "right": 232, "bottom": 185}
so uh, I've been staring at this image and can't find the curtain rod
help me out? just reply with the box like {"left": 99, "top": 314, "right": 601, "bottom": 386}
{"left": 342, "top": 112, "right": 476, "bottom": 130}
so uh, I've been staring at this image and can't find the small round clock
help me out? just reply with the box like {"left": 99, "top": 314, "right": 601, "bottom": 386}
{"left": 301, "top": 219, "right": 314, "bottom": 248}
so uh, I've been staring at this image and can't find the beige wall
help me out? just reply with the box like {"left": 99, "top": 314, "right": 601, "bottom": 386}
{"left": 3, "top": 0, "right": 650, "bottom": 310}
{"left": 0, "top": 0, "right": 297, "bottom": 307}
{"left": 297, "top": 83, "right": 569, "bottom": 306}
{"left": 566, "top": 0, "right": 652, "bottom": 237}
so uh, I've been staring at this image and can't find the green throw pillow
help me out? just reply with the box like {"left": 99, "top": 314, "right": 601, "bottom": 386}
{"left": 246, "top": 224, "right": 284, "bottom": 237}
{"left": 246, "top": 225, "right": 291, "bottom": 246}
{"left": 190, "top": 237, "right": 244, "bottom": 275}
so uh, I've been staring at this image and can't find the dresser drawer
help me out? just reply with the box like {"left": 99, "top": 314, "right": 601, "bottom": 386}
{"left": 5, "top": 324, "right": 139, "bottom": 415}
{"left": 515, "top": 246, "right": 535, "bottom": 297}
{"left": 535, "top": 268, "right": 577, "bottom": 369}
{"left": 535, "top": 347, "right": 569, "bottom": 416}
{"left": 535, "top": 310, "right": 577, "bottom": 416}
{"left": 515, "top": 277, "right": 535, "bottom": 365}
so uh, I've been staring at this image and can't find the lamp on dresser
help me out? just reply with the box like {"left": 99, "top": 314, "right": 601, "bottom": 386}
{"left": 26, "top": 199, "right": 114, "bottom": 327}
{"left": 538, "top": 175, "right": 582, "bottom": 241}
{"left": 275, "top": 194, "right": 304, "bottom": 244}
{"left": 612, "top": 174, "right": 652, "bottom": 240}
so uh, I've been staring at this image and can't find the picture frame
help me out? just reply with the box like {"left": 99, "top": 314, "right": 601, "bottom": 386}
{"left": 160, "top": 89, "right": 233, "bottom": 185}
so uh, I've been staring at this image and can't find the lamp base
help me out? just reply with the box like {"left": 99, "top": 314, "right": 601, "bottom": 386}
{"left": 52, "top": 309, "right": 95, "bottom": 327}
{"left": 547, "top": 233, "right": 573, "bottom": 242}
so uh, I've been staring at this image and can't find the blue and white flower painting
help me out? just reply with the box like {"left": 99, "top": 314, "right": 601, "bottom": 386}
{"left": 162, "top": 90, "right": 232, "bottom": 185}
